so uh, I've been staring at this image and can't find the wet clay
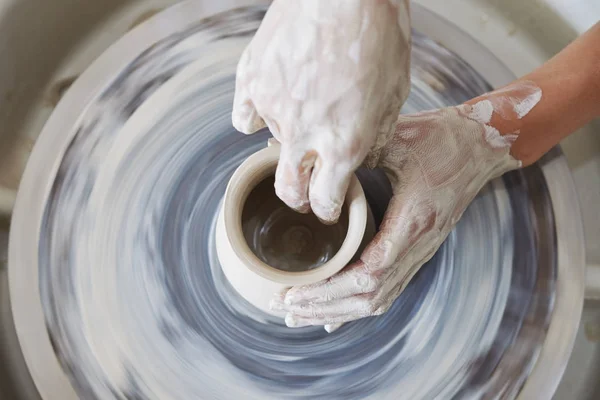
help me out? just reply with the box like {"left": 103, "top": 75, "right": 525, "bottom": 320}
{"left": 242, "top": 176, "right": 349, "bottom": 272}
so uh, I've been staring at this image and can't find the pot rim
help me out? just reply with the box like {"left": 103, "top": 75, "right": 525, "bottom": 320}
{"left": 223, "top": 145, "right": 367, "bottom": 286}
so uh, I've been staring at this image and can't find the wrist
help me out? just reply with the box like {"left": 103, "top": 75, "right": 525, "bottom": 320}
{"left": 510, "top": 22, "right": 600, "bottom": 166}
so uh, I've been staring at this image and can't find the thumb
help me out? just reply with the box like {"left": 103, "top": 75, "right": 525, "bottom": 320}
{"left": 361, "top": 189, "right": 438, "bottom": 272}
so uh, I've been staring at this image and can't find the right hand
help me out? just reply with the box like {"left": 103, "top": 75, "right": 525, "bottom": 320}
{"left": 232, "top": 0, "right": 411, "bottom": 223}
{"left": 271, "top": 81, "right": 542, "bottom": 330}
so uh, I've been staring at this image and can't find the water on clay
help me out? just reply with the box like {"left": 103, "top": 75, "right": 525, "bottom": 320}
{"left": 242, "top": 176, "right": 349, "bottom": 272}
{"left": 39, "top": 7, "right": 556, "bottom": 400}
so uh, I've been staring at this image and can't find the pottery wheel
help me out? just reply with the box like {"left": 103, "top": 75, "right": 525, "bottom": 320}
{"left": 8, "top": 3, "right": 585, "bottom": 400}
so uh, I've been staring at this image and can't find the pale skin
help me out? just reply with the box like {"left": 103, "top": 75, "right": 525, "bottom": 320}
{"left": 233, "top": 2, "right": 600, "bottom": 331}
{"left": 233, "top": 0, "right": 411, "bottom": 223}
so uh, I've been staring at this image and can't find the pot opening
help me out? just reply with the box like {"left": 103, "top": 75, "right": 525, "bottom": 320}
{"left": 241, "top": 175, "right": 349, "bottom": 273}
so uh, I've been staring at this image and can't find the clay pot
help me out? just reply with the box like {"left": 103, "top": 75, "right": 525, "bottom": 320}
{"left": 216, "top": 145, "right": 374, "bottom": 315}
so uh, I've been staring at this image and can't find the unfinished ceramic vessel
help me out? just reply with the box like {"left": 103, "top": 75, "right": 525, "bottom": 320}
{"left": 216, "top": 145, "right": 374, "bottom": 315}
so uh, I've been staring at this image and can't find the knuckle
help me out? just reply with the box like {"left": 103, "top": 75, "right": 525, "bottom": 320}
{"left": 300, "top": 304, "right": 324, "bottom": 319}
{"left": 353, "top": 271, "right": 380, "bottom": 294}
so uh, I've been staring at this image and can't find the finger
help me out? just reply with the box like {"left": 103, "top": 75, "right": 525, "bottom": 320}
{"left": 231, "top": 89, "right": 266, "bottom": 134}
{"left": 324, "top": 323, "right": 344, "bottom": 333}
{"left": 308, "top": 160, "right": 353, "bottom": 224}
{"left": 283, "top": 301, "right": 373, "bottom": 327}
{"left": 278, "top": 292, "right": 377, "bottom": 322}
{"left": 232, "top": 48, "right": 266, "bottom": 135}
{"left": 280, "top": 196, "right": 419, "bottom": 306}
{"left": 262, "top": 116, "right": 282, "bottom": 141}
{"left": 282, "top": 274, "right": 411, "bottom": 328}
{"left": 363, "top": 209, "right": 444, "bottom": 318}
{"left": 284, "top": 191, "right": 436, "bottom": 306}
{"left": 282, "top": 261, "right": 383, "bottom": 305}
{"left": 360, "top": 190, "right": 437, "bottom": 270}
{"left": 373, "top": 257, "right": 426, "bottom": 316}
{"left": 274, "top": 144, "right": 317, "bottom": 213}
{"left": 277, "top": 266, "right": 416, "bottom": 328}
{"left": 280, "top": 186, "right": 438, "bottom": 313}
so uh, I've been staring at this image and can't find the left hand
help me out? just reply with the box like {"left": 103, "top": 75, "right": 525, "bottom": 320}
{"left": 232, "top": 0, "right": 411, "bottom": 223}
{"left": 270, "top": 82, "right": 542, "bottom": 331}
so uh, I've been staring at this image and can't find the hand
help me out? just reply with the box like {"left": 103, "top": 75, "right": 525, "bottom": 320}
{"left": 232, "top": 0, "right": 411, "bottom": 223}
{"left": 271, "top": 81, "right": 542, "bottom": 331}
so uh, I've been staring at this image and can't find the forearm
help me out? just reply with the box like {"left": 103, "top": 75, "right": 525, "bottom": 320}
{"left": 468, "top": 22, "right": 600, "bottom": 166}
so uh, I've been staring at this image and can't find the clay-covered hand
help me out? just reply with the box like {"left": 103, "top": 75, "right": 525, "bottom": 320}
{"left": 232, "top": 0, "right": 411, "bottom": 223}
{"left": 271, "top": 82, "right": 542, "bottom": 331}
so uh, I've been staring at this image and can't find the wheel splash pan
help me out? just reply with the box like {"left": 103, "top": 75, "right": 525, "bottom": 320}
{"left": 9, "top": 3, "right": 585, "bottom": 400}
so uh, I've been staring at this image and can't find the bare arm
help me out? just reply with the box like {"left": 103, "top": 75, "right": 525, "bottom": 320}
{"left": 467, "top": 22, "right": 600, "bottom": 166}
